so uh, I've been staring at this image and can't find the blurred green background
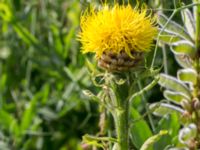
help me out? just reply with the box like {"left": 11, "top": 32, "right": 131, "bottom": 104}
{"left": 0, "top": 0, "right": 100, "bottom": 149}
{"left": 0, "top": 0, "right": 189, "bottom": 149}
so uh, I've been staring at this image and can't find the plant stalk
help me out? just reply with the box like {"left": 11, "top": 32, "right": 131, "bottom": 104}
{"left": 193, "top": 0, "right": 200, "bottom": 97}
{"left": 194, "top": 0, "right": 200, "bottom": 51}
{"left": 192, "top": 0, "right": 200, "bottom": 147}
{"left": 114, "top": 100, "right": 129, "bottom": 150}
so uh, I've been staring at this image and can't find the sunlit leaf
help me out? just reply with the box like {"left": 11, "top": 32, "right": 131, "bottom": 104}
{"left": 174, "top": 54, "right": 193, "bottom": 68}
{"left": 177, "top": 68, "right": 197, "bottom": 85}
{"left": 150, "top": 102, "right": 184, "bottom": 117}
{"left": 0, "top": 3, "right": 12, "bottom": 22}
{"left": 20, "top": 96, "right": 38, "bottom": 132}
{"left": 181, "top": 8, "right": 195, "bottom": 40}
{"left": 164, "top": 90, "right": 190, "bottom": 104}
{"left": 170, "top": 41, "right": 195, "bottom": 56}
{"left": 158, "top": 13, "right": 192, "bottom": 42}
{"left": 140, "top": 130, "right": 168, "bottom": 150}
{"left": 158, "top": 74, "right": 191, "bottom": 98}
{"left": 154, "top": 113, "right": 180, "bottom": 149}
{"left": 158, "top": 29, "right": 182, "bottom": 44}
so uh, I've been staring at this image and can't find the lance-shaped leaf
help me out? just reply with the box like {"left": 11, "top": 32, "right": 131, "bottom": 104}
{"left": 149, "top": 102, "right": 184, "bottom": 117}
{"left": 130, "top": 108, "right": 152, "bottom": 149}
{"left": 0, "top": 110, "right": 20, "bottom": 138}
{"left": 175, "top": 54, "right": 193, "bottom": 68}
{"left": 181, "top": 8, "right": 195, "bottom": 40}
{"left": 140, "top": 130, "right": 168, "bottom": 150}
{"left": 158, "top": 29, "right": 182, "bottom": 44}
{"left": 170, "top": 41, "right": 195, "bottom": 56}
{"left": 158, "top": 74, "right": 192, "bottom": 99}
{"left": 177, "top": 68, "right": 197, "bottom": 85}
{"left": 158, "top": 13, "right": 193, "bottom": 42}
{"left": 164, "top": 90, "right": 190, "bottom": 104}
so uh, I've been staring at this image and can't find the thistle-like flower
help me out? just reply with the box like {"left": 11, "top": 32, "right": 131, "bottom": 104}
{"left": 78, "top": 3, "right": 157, "bottom": 71}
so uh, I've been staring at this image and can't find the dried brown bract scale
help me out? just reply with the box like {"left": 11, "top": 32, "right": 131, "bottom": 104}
{"left": 98, "top": 50, "right": 144, "bottom": 72}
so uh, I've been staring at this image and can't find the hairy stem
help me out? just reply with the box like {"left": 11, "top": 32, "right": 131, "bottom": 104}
{"left": 194, "top": 0, "right": 200, "bottom": 51}
{"left": 114, "top": 100, "right": 129, "bottom": 150}
{"left": 107, "top": 74, "right": 130, "bottom": 150}
{"left": 193, "top": 0, "right": 200, "bottom": 147}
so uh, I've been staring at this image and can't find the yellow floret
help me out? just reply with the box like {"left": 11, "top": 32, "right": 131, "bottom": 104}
{"left": 78, "top": 3, "right": 157, "bottom": 58}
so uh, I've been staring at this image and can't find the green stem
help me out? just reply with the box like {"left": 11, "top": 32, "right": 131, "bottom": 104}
{"left": 114, "top": 100, "right": 129, "bottom": 150}
{"left": 192, "top": 0, "right": 200, "bottom": 147}
{"left": 107, "top": 74, "right": 129, "bottom": 150}
{"left": 193, "top": 0, "right": 200, "bottom": 97}
{"left": 194, "top": 0, "right": 200, "bottom": 51}
{"left": 162, "top": 45, "right": 168, "bottom": 74}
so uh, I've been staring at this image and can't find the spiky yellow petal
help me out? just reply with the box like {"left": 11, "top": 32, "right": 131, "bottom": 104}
{"left": 78, "top": 3, "right": 157, "bottom": 58}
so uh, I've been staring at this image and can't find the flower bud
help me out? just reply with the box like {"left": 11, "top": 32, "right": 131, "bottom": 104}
{"left": 180, "top": 99, "right": 191, "bottom": 112}
{"left": 180, "top": 111, "right": 191, "bottom": 125}
{"left": 98, "top": 51, "right": 143, "bottom": 71}
{"left": 192, "top": 98, "right": 200, "bottom": 110}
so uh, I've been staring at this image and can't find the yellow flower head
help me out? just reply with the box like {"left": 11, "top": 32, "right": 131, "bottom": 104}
{"left": 78, "top": 3, "right": 157, "bottom": 59}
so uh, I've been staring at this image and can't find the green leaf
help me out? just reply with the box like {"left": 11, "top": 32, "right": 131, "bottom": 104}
{"left": 158, "top": 29, "right": 182, "bottom": 44}
{"left": 64, "top": 27, "right": 75, "bottom": 58}
{"left": 13, "top": 23, "right": 39, "bottom": 45}
{"left": 179, "top": 123, "right": 197, "bottom": 143}
{"left": 158, "top": 13, "right": 192, "bottom": 42}
{"left": 0, "top": 3, "right": 12, "bottom": 22}
{"left": 51, "top": 24, "right": 64, "bottom": 58}
{"left": 130, "top": 108, "right": 152, "bottom": 149}
{"left": 64, "top": 67, "right": 76, "bottom": 82}
{"left": 177, "top": 68, "right": 197, "bottom": 85}
{"left": 0, "top": 110, "right": 20, "bottom": 137}
{"left": 164, "top": 90, "right": 190, "bottom": 104}
{"left": 20, "top": 95, "right": 38, "bottom": 132}
{"left": 158, "top": 74, "right": 191, "bottom": 99}
{"left": 0, "top": 73, "right": 7, "bottom": 91}
{"left": 38, "top": 108, "right": 58, "bottom": 121}
{"left": 85, "top": 58, "right": 99, "bottom": 75}
{"left": 170, "top": 41, "right": 195, "bottom": 56}
{"left": 181, "top": 8, "right": 195, "bottom": 40}
{"left": 150, "top": 102, "right": 184, "bottom": 117}
{"left": 174, "top": 54, "right": 193, "bottom": 68}
{"left": 140, "top": 130, "right": 168, "bottom": 150}
{"left": 154, "top": 113, "right": 180, "bottom": 149}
